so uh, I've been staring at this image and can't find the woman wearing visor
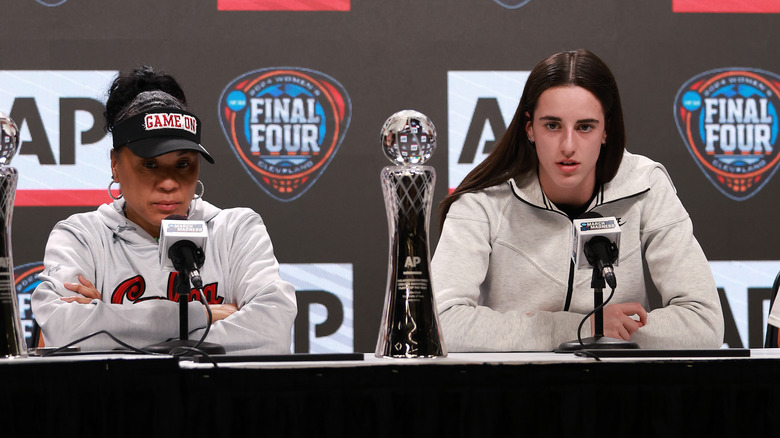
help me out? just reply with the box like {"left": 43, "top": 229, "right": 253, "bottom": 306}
{"left": 32, "top": 66, "right": 297, "bottom": 354}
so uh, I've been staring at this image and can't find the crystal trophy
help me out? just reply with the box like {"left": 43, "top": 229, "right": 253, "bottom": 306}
{"left": 375, "top": 110, "right": 446, "bottom": 358}
{"left": 0, "top": 113, "right": 26, "bottom": 357}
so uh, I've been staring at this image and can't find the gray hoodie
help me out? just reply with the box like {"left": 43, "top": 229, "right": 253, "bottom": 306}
{"left": 431, "top": 152, "right": 724, "bottom": 351}
{"left": 32, "top": 198, "right": 297, "bottom": 354}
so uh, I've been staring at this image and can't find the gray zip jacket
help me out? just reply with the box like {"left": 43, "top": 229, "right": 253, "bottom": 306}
{"left": 431, "top": 152, "right": 724, "bottom": 351}
{"left": 31, "top": 198, "right": 297, "bottom": 354}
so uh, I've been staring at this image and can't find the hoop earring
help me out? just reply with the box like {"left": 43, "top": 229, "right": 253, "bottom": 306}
{"left": 193, "top": 180, "right": 204, "bottom": 200}
{"left": 108, "top": 179, "right": 123, "bottom": 200}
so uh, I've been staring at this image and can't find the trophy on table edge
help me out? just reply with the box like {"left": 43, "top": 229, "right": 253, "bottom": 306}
{"left": 375, "top": 110, "right": 446, "bottom": 358}
{"left": 0, "top": 112, "right": 26, "bottom": 358}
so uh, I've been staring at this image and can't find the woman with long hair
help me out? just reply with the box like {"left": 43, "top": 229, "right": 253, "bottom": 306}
{"left": 432, "top": 50, "right": 723, "bottom": 351}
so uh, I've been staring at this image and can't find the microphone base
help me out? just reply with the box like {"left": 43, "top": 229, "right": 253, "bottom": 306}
{"left": 144, "top": 339, "right": 226, "bottom": 355}
{"left": 554, "top": 336, "right": 639, "bottom": 353}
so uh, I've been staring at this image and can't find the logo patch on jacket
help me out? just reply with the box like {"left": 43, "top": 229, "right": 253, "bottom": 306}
{"left": 111, "top": 273, "right": 223, "bottom": 305}
{"left": 218, "top": 68, "right": 352, "bottom": 202}
{"left": 674, "top": 68, "right": 780, "bottom": 201}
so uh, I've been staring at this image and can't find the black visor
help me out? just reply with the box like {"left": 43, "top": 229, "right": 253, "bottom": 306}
{"left": 112, "top": 108, "right": 214, "bottom": 164}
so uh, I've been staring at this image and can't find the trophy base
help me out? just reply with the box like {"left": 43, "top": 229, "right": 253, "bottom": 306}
{"left": 377, "top": 353, "right": 447, "bottom": 359}
{"left": 554, "top": 336, "right": 639, "bottom": 353}
{"left": 145, "top": 339, "right": 226, "bottom": 355}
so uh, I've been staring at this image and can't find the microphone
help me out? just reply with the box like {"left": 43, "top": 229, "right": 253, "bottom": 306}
{"left": 572, "top": 213, "right": 620, "bottom": 289}
{"left": 159, "top": 214, "right": 208, "bottom": 289}
{"left": 146, "top": 214, "right": 225, "bottom": 355}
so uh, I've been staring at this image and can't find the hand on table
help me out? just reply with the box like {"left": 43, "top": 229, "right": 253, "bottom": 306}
{"left": 592, "top": 302, "right": 647, "bottom": 340}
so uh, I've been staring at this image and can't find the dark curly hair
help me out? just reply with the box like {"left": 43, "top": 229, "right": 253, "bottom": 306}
{"left": 104, "top": 65, "right": 188, "bottom": 133}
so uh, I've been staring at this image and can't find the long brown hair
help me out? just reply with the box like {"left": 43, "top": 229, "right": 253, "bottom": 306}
{"left": 439, "top": 49, "right": 626, "bottom": 230}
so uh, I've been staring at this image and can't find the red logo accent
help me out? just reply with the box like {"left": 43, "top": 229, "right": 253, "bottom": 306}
{"left": 143, "top": 113, "right": 197, "bottom": 134}
{"left": 217, "top": 0, "right": 350, "bottom": 11}
{"left": 111, "top": 275, "right": 146, "bottom": 303}
{"left": 673, "top": 0, "right": 780, "bottom": 13}
{"left": 15, "top": 189, "right": 116, "bottom": 207}
{"left": 111, "top": 273, "right": 223, "bottom": 304}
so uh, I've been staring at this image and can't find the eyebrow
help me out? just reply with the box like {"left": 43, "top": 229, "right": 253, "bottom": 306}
{"left": 143, "top": 151, "right": 196, "bottom": 161}
{"left": 538, "top": 116, "right": 601, "bottom": 124}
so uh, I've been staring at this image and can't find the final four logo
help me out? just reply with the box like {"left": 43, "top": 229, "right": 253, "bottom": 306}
{"left": 674, "top": 68, "right": 780, "bottom": 200}
{"left": 219, "top": 68, "right": 352, "bottom": 202}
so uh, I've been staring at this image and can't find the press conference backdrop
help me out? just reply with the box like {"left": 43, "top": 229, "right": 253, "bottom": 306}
{"left": 3, "top": 0, "right": 780, "bottom": 352}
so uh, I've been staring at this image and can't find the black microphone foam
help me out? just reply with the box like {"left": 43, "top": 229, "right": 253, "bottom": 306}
{"left": 572, "top": 212, "right": 621, "bottom": 289}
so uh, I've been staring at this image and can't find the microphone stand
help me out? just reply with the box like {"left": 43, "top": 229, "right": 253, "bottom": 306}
{"left": 555, "top": 265, "right": 639, "bottom": 352}
{"left": 146, "top": 267, "right": 226, "bottom": 355}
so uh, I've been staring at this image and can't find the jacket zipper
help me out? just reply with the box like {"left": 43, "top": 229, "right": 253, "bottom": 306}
{"left": 507, "top": 181, "right": 651, "bottom": 312}
{"left": 564, "top": 259, "right": 575, "bottom": 311}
